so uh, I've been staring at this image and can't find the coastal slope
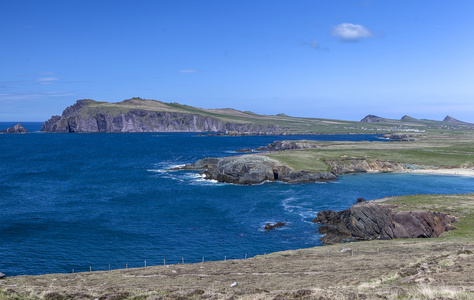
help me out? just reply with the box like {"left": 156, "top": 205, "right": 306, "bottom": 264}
{"left": 1, "top": 193, "right": 472, "bottom": 299}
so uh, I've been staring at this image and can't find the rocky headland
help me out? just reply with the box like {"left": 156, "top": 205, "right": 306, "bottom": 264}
{"left": 314, "top": 200, "right": 458, "bottom": 244}
{"left": 174, "top": 155, "right": 336, "bottom": 184}
{"left": 1, "top": 123, "right": 28, "bottom": 133}
{"left": 41, "top": 99, "right": 283, "bottom": 133}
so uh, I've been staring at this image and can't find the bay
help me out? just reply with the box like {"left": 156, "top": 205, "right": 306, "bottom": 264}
{"left": 1, "top": 130, "right": 473, "bottom": 276}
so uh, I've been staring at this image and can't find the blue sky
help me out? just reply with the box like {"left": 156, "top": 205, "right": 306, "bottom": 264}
{"left": 1, "top": 0, "right": 474, "bottom": 122}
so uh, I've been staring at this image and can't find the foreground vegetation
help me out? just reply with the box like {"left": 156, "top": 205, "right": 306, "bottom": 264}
{"left": 1, "top": 193, "right": 472, "bottom": 299}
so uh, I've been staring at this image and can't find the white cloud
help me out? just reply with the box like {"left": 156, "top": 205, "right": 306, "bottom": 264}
{"left": 178, "top": 70, "right": 198, "bottom": 73}
{"left": 332, "top": 23, "right": 372, "bottom": 41}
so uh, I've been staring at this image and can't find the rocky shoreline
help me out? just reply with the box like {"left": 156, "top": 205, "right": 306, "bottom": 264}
{"left": 313, "top": 199, "right": 458, "bottom": 244}
{"left": 174, "top": 155, "right": 336, "bottom": 184}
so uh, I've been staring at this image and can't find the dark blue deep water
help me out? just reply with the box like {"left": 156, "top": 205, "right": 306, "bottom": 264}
{"left": 1, "top": 123, "right": 473, "bottom": 276}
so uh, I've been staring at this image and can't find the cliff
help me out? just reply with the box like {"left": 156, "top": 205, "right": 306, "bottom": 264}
{"left": 324, "top": 158, "right": 424, "bottom": 174}
{"left": 314, "top": 201, "right": 457, "bottom": 244}
{"left": 1, "top": 123, "right": 28, "bottom": 133}
{"left": 41, "top": 99, "right": 283, "bottom": 133}
{"left": 175, "top": 155, "right": 336, "bottom": 184}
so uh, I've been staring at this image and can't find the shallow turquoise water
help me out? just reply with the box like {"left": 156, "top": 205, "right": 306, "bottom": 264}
{"left": 1, "top": 128, "right": 473, "bottom": 276}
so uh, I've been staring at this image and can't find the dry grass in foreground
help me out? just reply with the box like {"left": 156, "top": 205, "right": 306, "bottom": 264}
{"left": 1, "top": 193, "right": 473, "bottom": 300}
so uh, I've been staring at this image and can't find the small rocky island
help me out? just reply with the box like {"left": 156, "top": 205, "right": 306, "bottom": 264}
{"left": 0, "top": 123, "right": 28, "bottom": 133}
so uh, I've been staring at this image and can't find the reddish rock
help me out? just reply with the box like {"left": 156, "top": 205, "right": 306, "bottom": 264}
{"left": 313, "top": 202, "right": 457, "bottom": 244}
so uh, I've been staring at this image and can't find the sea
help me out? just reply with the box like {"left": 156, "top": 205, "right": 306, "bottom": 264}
{"left": 1, "top": 122, "right": 473, "bottom": 276}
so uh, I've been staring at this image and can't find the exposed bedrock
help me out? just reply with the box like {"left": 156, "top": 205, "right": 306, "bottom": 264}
{"left": 313, "top": 202, "right": 457, "bottom": 244}
{"left": 176, "top": 155, "right": 336, "bottom": 185}
{"left": 324, "top": 158, "right": 424, "bottom": 175}
{"left": 255, "top": 140, "right": 319, "bottom": 152}
{"left": 382, "top": 133, "right": 417, "bottom": 141}
{"left": 41, "top": 100, "right": 282, "bottom": 133}
{"left": 1, "top": 123, "right": 28, "bottom": 133}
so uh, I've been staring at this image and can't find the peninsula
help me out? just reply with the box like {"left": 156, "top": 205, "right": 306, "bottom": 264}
{"left": 41, "top": 98, "right": 474, "bottom": 134}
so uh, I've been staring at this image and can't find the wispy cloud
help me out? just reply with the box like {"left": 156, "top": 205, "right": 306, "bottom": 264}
{"left": 0, "top": 91, "right": 75, "bottom": 102}
{"left": 37, "top": 77, "right": 60, "bottom": 84}
{"left": 178, "top": 70, "right": 198, "bottom": 73}
{"left": 332, "top": 23, "right": 372, "bottom": 42}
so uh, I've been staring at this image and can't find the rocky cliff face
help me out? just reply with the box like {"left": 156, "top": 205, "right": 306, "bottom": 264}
{"left": 314, "top": 202, "right": 457, "bottom": 244}
{"left": 1, "top": 123, "right": 28, "bottom": 133}
{"left": 41, "top": 100, "right": 281, "bottom": 133}
{"left": 176, "top": 155, "right": 336, "bottom": 185}
{"left": 324, "top": 158, "right": 422, "bottom": 175}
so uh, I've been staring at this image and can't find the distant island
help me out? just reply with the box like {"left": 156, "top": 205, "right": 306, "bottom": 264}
{"left": 41, "top": 98, "right": 474, "bottom": 134}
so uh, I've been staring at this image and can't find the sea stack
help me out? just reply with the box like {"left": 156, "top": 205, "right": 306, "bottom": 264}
{"left": 1, "top": 123, "right": 28, "bottom": 133}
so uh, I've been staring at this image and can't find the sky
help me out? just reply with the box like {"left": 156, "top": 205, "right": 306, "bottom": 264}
{"left": 1, "top": 0, "right": 474, "bottom": 122}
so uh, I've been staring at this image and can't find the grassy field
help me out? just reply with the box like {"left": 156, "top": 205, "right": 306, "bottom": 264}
{"left": 1, "top": 194, "right": 473, "bottom": 299}
{"left": 265, "top": 132, "right": 474, "bottom": 172}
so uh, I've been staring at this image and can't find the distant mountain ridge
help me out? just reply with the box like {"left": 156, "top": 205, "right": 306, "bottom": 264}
{"left": 360, "top": 114, "right": 472, "bottom": 125}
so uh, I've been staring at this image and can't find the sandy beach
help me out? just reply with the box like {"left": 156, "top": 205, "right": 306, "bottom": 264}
{"left": 403, "top": 168, "right": 474, "bottom": 177}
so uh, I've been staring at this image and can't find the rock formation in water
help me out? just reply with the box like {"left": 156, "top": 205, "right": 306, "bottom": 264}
{"left": 1, "top": 123, "right": 28, "bottom": 133}
{"left": 175, "top": 155, "right": 336, "bottom": 185}
{"left": 0, "top": 271, "right": 5, "bottom": 279}
{"left": 41, "top": 99, "right": 282, "bottom": 133}
{"left": 313, "top": 201, "right": 457, "bottom": 244}
{"left": 264, "top": 222, "right": 287, "bottom": 230}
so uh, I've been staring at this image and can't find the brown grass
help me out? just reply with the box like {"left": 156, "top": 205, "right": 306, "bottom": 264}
{"left": 2, "top": 193, "right": 473, "bottom": 299}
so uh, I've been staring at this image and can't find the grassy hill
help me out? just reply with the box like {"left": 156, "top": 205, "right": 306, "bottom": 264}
{"left": 53, "top": 98, "right": 474, "bottom": 134}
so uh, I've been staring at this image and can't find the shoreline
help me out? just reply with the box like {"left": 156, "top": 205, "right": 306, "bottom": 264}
{"left": 401, "top": 168, "right": 474, "bottom": 177}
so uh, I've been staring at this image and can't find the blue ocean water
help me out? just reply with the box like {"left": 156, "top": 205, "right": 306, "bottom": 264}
{"left": 1, "top": 126, "right": 473, "bottom": 276}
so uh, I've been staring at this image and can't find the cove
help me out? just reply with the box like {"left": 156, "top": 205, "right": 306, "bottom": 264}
{"left": 1, "top": 132, "right": 473, "bottom": 276}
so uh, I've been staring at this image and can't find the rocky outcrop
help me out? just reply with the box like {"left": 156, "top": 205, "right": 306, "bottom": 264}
{"left": 0, "top": 271, "right": 5, "bottom": 279}
{"left": 41, "top": 99, "right": 282, "bottom": 133}
{"left": 443, "top": 115, "right": 470, "bottom": 125}
{"left": 175, "top": 155, "right": 336, "bottom": 185}
{"left": 1, "top": 123, "right": 28, "bottom": 133}
{"left": 400, "top": 115, "right": 418, "bottom": 121}
{"left": 360, "top": 115, "right": 387, "bottom": 123}
{"left": 313, "top": 202, "right": 457, "bottom": 244}
{"left": 324, "top": 158, "right": 423, "bottom": 175}
{"left": 255, "top": 140, "right": 319, "bottom": 152}
{"left": 265, "top": 222, "right": 287, "bottom": 230}
{"left": 382, "top": 133, "right": 416, "bottom": 141}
